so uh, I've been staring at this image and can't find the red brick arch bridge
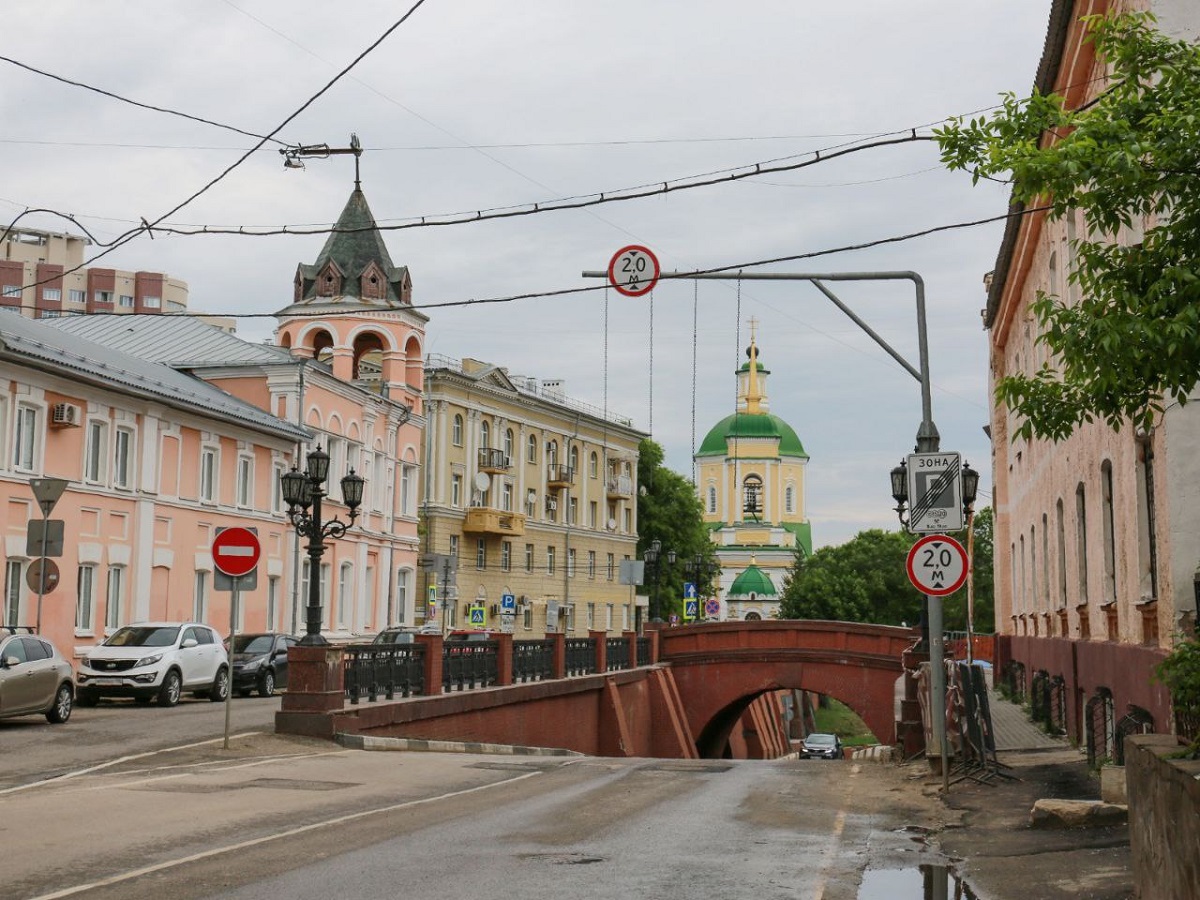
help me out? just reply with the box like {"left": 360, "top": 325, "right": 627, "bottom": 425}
{"left": 279, "top": 620, "right": 918, "bottom": 759}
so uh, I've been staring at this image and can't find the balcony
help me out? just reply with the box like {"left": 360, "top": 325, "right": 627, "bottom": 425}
{"left": 463, "top": 506, "right": 526, "bottom": 536}
{"left": 477, "top": 448, "right": 511, "bottom": 474}
{"left": 606, "top": 474, "right": 633, "bottom": 498}
{"left": 547, "top": 465, "right": 575, "bottom": 488}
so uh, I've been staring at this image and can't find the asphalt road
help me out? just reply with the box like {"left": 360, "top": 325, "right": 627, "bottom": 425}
{"left": 0, "top": 733, "right": 947, "bottom": 900}
{"left": 0, "top": 693, "right": 281, "bottom": 791}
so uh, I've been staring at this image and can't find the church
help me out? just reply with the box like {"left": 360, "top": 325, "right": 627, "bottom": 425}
{"left": 694, "top": 323, "right": 812, "bottom": 620}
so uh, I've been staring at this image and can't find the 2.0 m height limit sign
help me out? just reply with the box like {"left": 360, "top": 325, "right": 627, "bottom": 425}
{"left": 905, "top": 534, "right": 969, "bottom": 597}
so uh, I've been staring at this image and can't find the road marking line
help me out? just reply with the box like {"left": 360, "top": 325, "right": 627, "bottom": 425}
{"left": 0, "top": 732, "right": 263, "bottom": 797}
{"left": 27, "top": 770, "right": 541, "bottom": 900}
{"left": 809, "top": 764, "right": 860, "bottom": 900}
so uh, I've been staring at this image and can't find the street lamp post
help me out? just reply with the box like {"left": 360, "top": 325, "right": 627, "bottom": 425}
{"left": 684, "top": 553, "right": 719, "bottom": 621}
{"left": 643, "top": 540, "right": 676, "bottom": 623}
{"left": 280, "top": 446, "right": 365, "bottom": 646}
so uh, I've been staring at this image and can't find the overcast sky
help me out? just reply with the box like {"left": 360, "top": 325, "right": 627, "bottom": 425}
{"left": 2, "top": 1, "right": 1053, "bottom": 547}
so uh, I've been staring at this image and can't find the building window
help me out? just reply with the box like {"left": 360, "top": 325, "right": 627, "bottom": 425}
{"left": 448, "top": 535, "right": 459, "bottom": 561}
{"left": 527, "top": 434, "right": 537, "bottom": 463}
{"left": 401, "top": 464, "right": 413, "bottom": 515}
{"left": 5, "top": 561, "right": 23, "bottom": 626}
{"left": 1136, "top": 436, "right": 1158, "bottom": 600}
{"left": 568, "top": 497, "right": 578, "bottom": 525}
{"left": 525, "top": 544, "right": 534, "bottom": 573}
{"left": 586, "top": 603, "right": 595, "bottom": 630}
{"left": 76, "top": 564, "right": 96, "bottom": 631}
{"left": 200, "top": 448, "right": 217, "bottom": 502}
{"left": 68, "top": 289, "right": 86, "bottom": 304}
{"left": 42, "top": 288, "right": 61, "bottom": 301}
{"left": 452, "top": 414, "right": 463, "bottom": 446}
{"left": 623, "top": 508, "right": 632, "bottom": 533}
{"left": 606, "top": 604, "right": 614, "bottom": 631}
{"left": 337, "top": 563, "right": 352, "bottom": 629}
{"left": 94, "top": 290, "right": 112, "bottom": 304}
{"left": 742, "top": 475, "right": 763, "bottom": 519}
{"left": 607, "top": 553, "right": 615, "bottom": 582}
{"left": 569, "top": 445, "right": 579, "bottom": 475}
{"left": 504, "top": 428, "right": 514, "bottom": 461}
{"left": 119, "top": 294, "right": 135, "bottom": 308}
{"left": 547, "top": 440, "right": 558, "bottom": 467}
{"left": 785, "top": 485, "right": 795, "bottom": 514}
{"left": 568, "top": 548, "right": 576, "bottom": 578}
{"left": 105, "top": 566, "right": 125, "bottom": 630}
{"left": 1056, "top": 498, "right": 1067, "bottom": 607}
{"left": 1075, "top": 483, "right": 1089, "bottom": 604}
{"left": 501, "top": 541, "right": 512, "bottom": 571}
{"left": 194, "top": 571, "right": 208, "bottom": 622}
{"left": 589, "top": 501, "right": 598, "bottom": 528}
{"left": 114, "top": 427, "right": 133, "bottom": 489}
{"left": 142, "top": 295, "right": 161, "bottom": 308}
{"left": 2, "top": 285, "right": 21, "bottom": 298}
{"left": 523, "top": 606, "right": 533, "bottom": 631}
{"left": 589, "top": 452, "right": 598, "bottom": 478}
{"left": 587, "top": 550, "right": 596, "bottom": 579}
{"left": 1101, "top": 461, "right": 1116, "bottom": 603}
{"left": 395, "top": 569, "right": 409, "bottom": 624}
{"left": 547, "top": 546, "right": 556, "bottom": 575}
{"left": 480, "top": 420, "right": 490, "bottom": 449}
{"left": 272, "top": 463, "right": 285, "bottom": 514}
{"left": 1041, "top": 513, "right": 1050, "bottom": 609}
{"left": 451, "top": 474, "right": 463, "bottom": 507}
{"left": 502, "top": 481, "right": 513, "bottom": 512}
{"left": 237, "top": 456, "right": 253, "bottom": 507}
{"left": 85, "top": 420, "right": 107, "bottom": 483}
{"left": 13, "top": 405, "right": 38, "bottom": 471}
{"left": 476, "top": 538, "right": 486, "bottom": 570}
{"left": 708, "top": 486, "right": 717, "bottom": 514}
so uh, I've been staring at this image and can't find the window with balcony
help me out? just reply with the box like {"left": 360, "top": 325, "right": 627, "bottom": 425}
{"left": 480, "top": 420, "right": 490, "bottom": 449}
{"left": 504, "top": 428, "right": 514, "bottom": 460}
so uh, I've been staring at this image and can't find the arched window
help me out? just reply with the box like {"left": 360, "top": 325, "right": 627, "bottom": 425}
{"left": 569, "top": 445, "right": 579, "bottom": 475}
{"left": 547, "top": 441, "right": 558, "bottom": 467}
{"left": 452, "top": 414, "right": 463, "bottom": 446}
{"left": 480, "top": 420, "right": 490, "bottom": 450}
{"left": 785, "top": 485, "right": 795, "bottom": 514}
{"left": 1101, "top": 461, "right": 1116, "bottom": 602}
{"left": 707, "top": 486, "right": 717, "bottom": 514}
{"left": 527, "top": 434, "right": 537, "bottom": 464}
{"left": 742, "top": 475, "right": 763, "bottom": 519}
{"left": 504, "top": 428, "right": 514, "bottom": 460}
{"left": 589, "top": 451, "right": 598, "bottom": 478}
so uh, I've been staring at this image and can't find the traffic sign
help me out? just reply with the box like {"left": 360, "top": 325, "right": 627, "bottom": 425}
{"left": 26, "top": 519, "right": 64, "bottom": 558}
{"left": 27, "top": 558, "right": 60, "bottom": 593}
{"left": 500, "top": 593, "right": 517, "bottom": 614}
{"left": 906, "top": 534, "right": 969, "bottom": 596}
{"left": 905, "top": 452, "right": 965, "bottom": 533}
{"left": 704, "top": 599, "right": 721, "bottom": 617}
{"left": 683, "top": 582, "right": 697, "bottom": 600}
{"left": 211, "top": 527, "right": 261, "bottom": 578}
{"left": 30, "top": 477, "right": 69, "bottom": 517}
{"left": 469, "top": 604, "right": 486, "bottom": 626}
{"left": 607, "top": 245, "right": 660, "bottom": 297}
{"left": 683, "top": 599, "right": 699, "bottom": 621}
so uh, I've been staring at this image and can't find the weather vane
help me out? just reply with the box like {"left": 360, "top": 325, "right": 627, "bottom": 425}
{"left": 280, "top": 133, "right": 363, "bottom": 188}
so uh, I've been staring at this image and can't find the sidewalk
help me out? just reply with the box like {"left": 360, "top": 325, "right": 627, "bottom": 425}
{"left": 987, "top": 688, "right": 1066, "bottom": 751}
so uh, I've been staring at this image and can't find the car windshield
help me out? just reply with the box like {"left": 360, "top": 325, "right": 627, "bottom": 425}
{"left": 231, "top": 635, "right": 275, "bottom": 654}
{"left": 806, "top": 734, "right": 837, "bottom": 746}
{"left": 104, "top": 626, "right": 180, "bottom": 648}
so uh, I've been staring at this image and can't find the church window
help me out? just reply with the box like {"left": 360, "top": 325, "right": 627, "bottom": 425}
{"left": 707, "top": 486, "right": 717, "bottom": 514}
{"left": 742, "top": 475, "right": 763, "bottom": 520}
{"left": 785, "top": 485, "right": 795, "bottom": 514}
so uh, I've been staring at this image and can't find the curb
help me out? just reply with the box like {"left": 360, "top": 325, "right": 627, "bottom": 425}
{"left": 336, "top": 733, "right": 584, "bottom": 757}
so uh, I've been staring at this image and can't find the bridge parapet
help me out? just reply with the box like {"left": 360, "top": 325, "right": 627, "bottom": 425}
{"left": 659, "top": 620, "right": 917, "bottom": 662}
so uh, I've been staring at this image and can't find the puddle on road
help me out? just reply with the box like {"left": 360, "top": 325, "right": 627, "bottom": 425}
{"left": 858, "top": 864, "right": 978, "bottom": 899}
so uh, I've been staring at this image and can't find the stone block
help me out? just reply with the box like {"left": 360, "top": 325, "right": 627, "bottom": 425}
{"left": 1029, "top": 798, "right": 1128, "bottom": 828}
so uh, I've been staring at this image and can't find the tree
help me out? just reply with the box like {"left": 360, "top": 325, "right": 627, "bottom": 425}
{"left": 944, "top": 507, "right": 995, "bottom": 633}
{"left": 936, "top": 12, "right": 1200, "bottom": 441}
{"left": 635, "top": 439, "right": 718, "bottom": 618}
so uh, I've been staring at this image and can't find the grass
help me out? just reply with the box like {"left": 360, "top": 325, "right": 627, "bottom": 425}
{"left": 812, "top": 698, "right": 878, "bottom": 747}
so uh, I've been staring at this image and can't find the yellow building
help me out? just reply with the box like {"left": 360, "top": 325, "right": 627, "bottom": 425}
{"left": 695, "top": 326, "right": 812, "bottom": 619}
{"left": 421, "top": 357, "right": 646, "bottom": 636}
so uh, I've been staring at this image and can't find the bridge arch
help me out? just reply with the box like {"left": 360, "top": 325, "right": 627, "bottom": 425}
{"left": 659, "top": 620, "right": 914, "bottom": 758}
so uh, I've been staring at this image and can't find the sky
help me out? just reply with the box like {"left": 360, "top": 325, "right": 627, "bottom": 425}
{"left": 1, "top": 1, "right": 1054, "bottom": 547}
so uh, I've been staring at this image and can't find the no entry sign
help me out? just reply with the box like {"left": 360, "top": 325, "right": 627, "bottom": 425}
{"left": 607, "top": 245, "right": 660, "bottom": 297}
{"left": 212, "top": 526, "right": 261, "bottom": 578}
{"left": 906, "top": 534, "right": 968, "bottom": 596}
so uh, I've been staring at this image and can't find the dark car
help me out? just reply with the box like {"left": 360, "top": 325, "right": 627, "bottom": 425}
{"left": 371, "top": 628, "right": 420, "bottom": 646}
{"left": 227, "top": 633, "right": 297, "bottom": 697}
{"left": 799, "top": 732, "right": 843, "bottom": 760}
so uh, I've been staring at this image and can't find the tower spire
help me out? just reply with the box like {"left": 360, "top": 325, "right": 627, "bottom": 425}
{"left": 745, "top": 317, "right": 763, "bottom": 415}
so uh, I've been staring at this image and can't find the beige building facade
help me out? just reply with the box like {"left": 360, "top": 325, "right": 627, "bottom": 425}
{"left": 1, "top": 227, "right": 188, "bottom": 319}
{"left": 421, "top": 357, "right": 646, "bottom": 636}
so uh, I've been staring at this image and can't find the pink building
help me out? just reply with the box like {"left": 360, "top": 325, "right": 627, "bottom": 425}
{"left": 0, "top": 187, "right": 426, "bottom": 659}
{"left": 986, "top": 0, "right": 1200, "bottom": 758}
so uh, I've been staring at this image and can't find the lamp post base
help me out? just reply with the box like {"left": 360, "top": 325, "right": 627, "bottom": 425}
{"left": 298, "top": 632, "right": 329, "bottom": 647}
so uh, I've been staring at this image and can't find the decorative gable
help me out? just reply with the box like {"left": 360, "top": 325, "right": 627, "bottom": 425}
{"left": 360, "top": 261, "right": 387, "bottom": 301}
{"left": 316, "top": 260, "right": 344, "bottom": 298}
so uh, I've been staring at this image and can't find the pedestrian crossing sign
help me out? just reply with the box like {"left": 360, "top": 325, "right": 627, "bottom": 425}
{"left": 469, "top": 604, "right": 486, "bottom": 626}
{"left": 684, "top": 599, "right": 699, "bottom": 621}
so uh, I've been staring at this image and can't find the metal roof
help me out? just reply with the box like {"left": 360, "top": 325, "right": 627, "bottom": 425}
{"left": 49, "top": 313, "right": 294, "bottom": 367}
{"left": 0, "top": 312, "right": 307, "bottom": 440}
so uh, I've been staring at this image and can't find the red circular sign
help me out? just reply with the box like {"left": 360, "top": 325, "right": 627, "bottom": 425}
{"left": 607, "top": 245, "right": 661, "bottom": 297}
{"left": 212, "top": 527, "right": 261, "bottom": 577}
{"left": 905, "top": 534, "right": 968, "bottom": 597}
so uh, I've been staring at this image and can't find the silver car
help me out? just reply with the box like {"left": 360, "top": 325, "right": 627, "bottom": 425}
{"left": 0, "top": 627, "right": 74, "bottom": 724}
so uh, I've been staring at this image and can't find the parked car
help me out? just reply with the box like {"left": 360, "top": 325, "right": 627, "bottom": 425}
{"left": 799, "top": 732, "right": 843, "bottom": 760}
{"left": 227, "top": 632, "right": 297, "bottom": 697}
{"left": 76, "top": 622, "right": 228, "bottom": 707}
{"left": 0, "top": 626, "right": 74, "bottom": 724}
{"left": 446, "top": 630, "right": 496, "bottom": 642}
{"left": 371, "top": 627, "right": 420, "bottom": 646}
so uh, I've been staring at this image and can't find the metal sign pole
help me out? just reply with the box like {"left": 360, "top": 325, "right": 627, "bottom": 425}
{"left": 224, "top": 577, "right": 238, "bottom": 750}
{"left": 36, "top": 510, "right": 49, "bottom": 633}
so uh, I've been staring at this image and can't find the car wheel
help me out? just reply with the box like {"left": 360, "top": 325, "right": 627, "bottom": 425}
{"left": 46, "top": 683, "right": 73, "bottom": 723}
{"left": 209, "top": 667, "right": 229, "bottom": 702}
{"left": 258, "top": 669, "right": 276, "bottom": 698}
{"left": 158, "top": 670, "right": 182, "bottom": 707}
{"left": 76, "top": 690, "right": 98, "bottom": 707}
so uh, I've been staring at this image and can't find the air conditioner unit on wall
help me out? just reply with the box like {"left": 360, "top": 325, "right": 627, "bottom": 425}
{"left": 50, "top": 403, "right": 81, "bottom": 427}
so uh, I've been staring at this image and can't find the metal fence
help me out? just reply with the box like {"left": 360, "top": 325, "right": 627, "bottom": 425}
{"left": 513, "top": 639, "right": 554, "bottom": 682}
{"left": 606, "top": 636, "right": 629, "bottom": 671}
{"left": 443, "top": 640, "right": 499, "bottom": 692}
{"left": 564, "top": 637, "right": 596, "bottom": 676}
{"left": 344, "top": 644, "right": 426, "bottom": 704}
{"left": 637, "top": 637, "right": 651, "bottom": 666}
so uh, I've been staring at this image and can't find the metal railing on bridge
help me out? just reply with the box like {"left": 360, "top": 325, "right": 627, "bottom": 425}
{"left": 344, "top": 644, "right": 427, "bottom": 704}
{"left": 564, "top": 638, "right": 596, "bottom": 676}
{"left": 443, "top": 640, "right": 500, "bottom": 692}
{"left": 514, "top": 638, "right": 554, "bottom": 682}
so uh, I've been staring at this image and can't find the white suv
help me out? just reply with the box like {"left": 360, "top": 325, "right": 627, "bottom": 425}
{"left": 77, "top": 622, "right": 229, "bottom": 707}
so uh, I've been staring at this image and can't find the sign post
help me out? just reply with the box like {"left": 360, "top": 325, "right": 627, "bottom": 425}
{"left": 682, "top": 582, "right": 698, "bottom": 622}
{"left": 212, "top": 527, "right": 261, "bottom": 750}
{"left": 28, "top": 478, "right": 69, "bottom": 634}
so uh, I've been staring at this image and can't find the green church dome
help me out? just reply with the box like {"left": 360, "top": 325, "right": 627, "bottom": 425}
{"left": 728, "top": 565, "right": 778, "bottom": 597}
{"left": 696, "top": 412, "right": 808, "bottom": 458}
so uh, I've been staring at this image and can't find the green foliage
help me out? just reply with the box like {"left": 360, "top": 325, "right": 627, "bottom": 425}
{"left": 936, "top": 12, "right": 1200, "bottom": 441}
{"left": 1155, "top": 637, "right": 1200, "bottom": 723}
{"left": 634, "top": 439, "right": 719, "bottom": 618}
{"left": 778, "top": 509, "right": 995, "bottom": 632}
{"left": 812, "top": 697, "right": 877, "bottom": 746}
